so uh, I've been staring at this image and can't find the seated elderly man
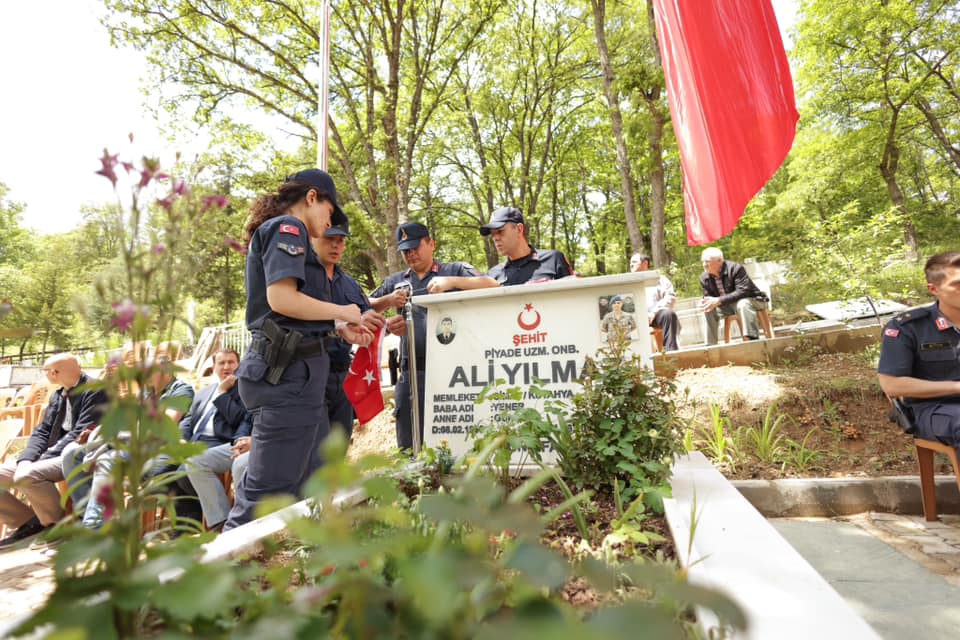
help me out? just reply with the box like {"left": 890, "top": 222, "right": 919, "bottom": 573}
{"left": 698, "top": 247, "right": 769, "bottom": 345}
{"left": 62, "top": 358, "right": 193, "bottom": 529}
{"left": 0, "top": 354, "right": 106, "bottom": 548}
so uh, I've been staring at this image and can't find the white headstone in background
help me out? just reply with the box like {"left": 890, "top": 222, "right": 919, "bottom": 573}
{"left": 414, "top": 272, "right": 660, "bottom": 458}
{"left": 805, "top": 297, "right": 909, "bottom": 322}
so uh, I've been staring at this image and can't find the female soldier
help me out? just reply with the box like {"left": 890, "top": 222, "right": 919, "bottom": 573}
{"left": 223, "top": 169, "right": 372, "bottom": 531}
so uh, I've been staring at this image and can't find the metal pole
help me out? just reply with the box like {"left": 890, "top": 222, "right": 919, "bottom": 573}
{"left": 318, "top": 0, "right": 331, "bottom": 170}
{"left": 404, "top": 299, "right": 421, "bottom": 454}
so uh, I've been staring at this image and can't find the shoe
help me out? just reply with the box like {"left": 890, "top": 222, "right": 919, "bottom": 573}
{"left": 0, "top": 516, "right": 45, "bottom": 549}
{"left": 28, "top": 527, "right": 60, "bottom": 550}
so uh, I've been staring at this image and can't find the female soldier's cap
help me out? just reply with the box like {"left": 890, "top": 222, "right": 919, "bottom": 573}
{"left": 286, "top": 169, "right": 348, "bottom": 226}
{"left": 610, "top": 295, "right": 623, "bottom": 304}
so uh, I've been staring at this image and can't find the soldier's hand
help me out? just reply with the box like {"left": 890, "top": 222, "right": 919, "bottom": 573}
{"left": 386, "top": 314, "right": 407, "bottom": 336}
{"left": 360, "top": 310, "right": 386, "bottom": 332}
{"left": 338, "top": 304, "right": 363, "bottom": 325}
{"left": 340, "top": 323, "right": 375, "bottom": 347}
{"left": 427, "top": 277, "right": 452, "bottom": 294}
{"left": 392, "top": 288, "right": 410, "bottom": 308}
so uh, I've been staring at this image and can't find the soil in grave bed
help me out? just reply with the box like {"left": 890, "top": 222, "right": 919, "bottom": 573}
{"left": 673, "top": 350, "right": 947, "bottom": 479}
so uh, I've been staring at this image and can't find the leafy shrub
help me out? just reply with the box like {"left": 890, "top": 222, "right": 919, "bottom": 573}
{"left": 558, "top": 332, "right": 683, "bottom": 509}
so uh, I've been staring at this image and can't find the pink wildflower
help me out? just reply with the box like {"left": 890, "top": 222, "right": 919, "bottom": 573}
{"left": 223, "top": 237, "right": 247, "bottom": 255}
{"left": 97, "top": 484, "right": 116, "bottom": 521}
{"left": 156, "top": 194, "right": 176, "bottom": 211}
{"left": 202, "top": 195, "right": 230, "bottom": 212}
{"left": 95, "top": 150, "right": 120, "bottom": 186}
{"left": 111, "top": 299, "right": 139, "bottom": 332}
{"left": 151, "top": 244, "right": 166, "bottom": 255}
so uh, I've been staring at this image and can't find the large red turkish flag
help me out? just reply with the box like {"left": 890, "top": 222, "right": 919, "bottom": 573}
{"left": 343, "top": 326, "right": 385, "bottom": 425}
{"left": 651, "top": 0, "right": 799, "bottom": 244}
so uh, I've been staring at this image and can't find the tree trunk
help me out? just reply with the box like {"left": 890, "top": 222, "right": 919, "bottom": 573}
{"left": 590, "top": 0, "right": 645, "bottom": 255}
{"left": 879, "top": 107, "right": 919, "bottom": 261}
{"left": 914, "top": 96, "right": 960, "bottom": 175}
{"left": 582, "top": 190, "right": 606, "bottom": 275}
{"left": 644, "top": 0, "right": 668, "bottom": 267}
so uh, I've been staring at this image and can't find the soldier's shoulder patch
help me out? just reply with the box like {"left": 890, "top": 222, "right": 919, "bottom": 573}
{"left": 277, "top": 242, "right": 304, "bottom": 256}
{"left": 884, "top": 328, "right": 900, "bottom": 338}
{"left": 279, "top": 223, "right": 301, "bottom": 236}
{"left": 893, "top": 306, "right": 931, "bottom": 325}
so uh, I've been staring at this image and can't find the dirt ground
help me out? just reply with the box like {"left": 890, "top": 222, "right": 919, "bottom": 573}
{"left": 672, "top": 349, "right": 928, "bottom": 479}
{"left": 351, "top": 348, "right": 935, "bottom": 480}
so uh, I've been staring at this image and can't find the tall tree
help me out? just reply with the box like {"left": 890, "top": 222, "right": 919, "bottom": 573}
{"left": 589, "top": 0, "right": 644, "bottom": 255}
{"left": 795, "top": 0, "right": 960, "bottom": 261}
{"left": 0, "top": 182, "right": 32, "bottom": 268}
{"left": 104, "top": 0, "right": 501, "bottom": 275}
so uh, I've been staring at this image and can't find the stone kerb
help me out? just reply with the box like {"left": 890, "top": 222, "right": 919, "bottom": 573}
{"left": 664, "top": 451, "right": 880, "bottom": 639}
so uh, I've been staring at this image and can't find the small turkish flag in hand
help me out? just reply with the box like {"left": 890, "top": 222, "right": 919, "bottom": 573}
{"left": 344, "top": 325, "right": 385, "bottom": 425}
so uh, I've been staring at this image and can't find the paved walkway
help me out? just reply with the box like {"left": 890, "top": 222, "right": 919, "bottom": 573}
{"left": 2, "top": 512, "right": 960, "bottom": 635}
{"left": 0, "top": 544, "right": 55, "bottom": 624}
{"left": 774, "top": 513, "right": 960, "bottom": 639}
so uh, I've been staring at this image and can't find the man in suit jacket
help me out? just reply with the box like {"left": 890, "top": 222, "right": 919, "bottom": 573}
{"left": 178, "top": 349, "right": 252, "bottom": 530}
{"left": 0, "top": 353, "right": 107, "bottom": 548}
{"left": 698, "top": 247, "right": 769, "bottom": 345}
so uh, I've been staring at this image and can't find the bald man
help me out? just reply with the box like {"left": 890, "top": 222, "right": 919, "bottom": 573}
{"left": 0, "top": 354, "right": 106, "bottom": 548}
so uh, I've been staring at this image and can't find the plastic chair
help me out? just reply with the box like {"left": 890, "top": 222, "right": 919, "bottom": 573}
{"left": 888, "top": 397, "right": 960, "bottom": 521}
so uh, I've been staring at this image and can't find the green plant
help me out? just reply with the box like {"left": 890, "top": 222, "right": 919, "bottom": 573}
{"left": 558, "top": 331, "right": 683, "bottom": 509}
{"left": 746, "top": 403, "right": 790, "bottom": 464}
{"left": 468, "top": 382, "right": 561, "bottom": 483}
{"left": 420, "top": 439, "right": 456, "bottom": 475}
{"left": 16, "top": 151, "right": 232, "bottom": 638}
{"left": 598, "top": 479, "right": 667, "bottom": 564}
{"left": 782, "top": 428, "right": 822, "bottom": 474}
{"left": 294, "top": 432, "right": 745, "bottom": 638}
{"left": 697, "top": 404, "right": 742, "bottom": 472}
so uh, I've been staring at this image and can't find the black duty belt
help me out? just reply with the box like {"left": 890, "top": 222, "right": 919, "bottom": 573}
{"left": 248, "top": 335, "right": 326, "bottom": 359}
{"left": 247, "top": 319, "right": 332, "bottom": 385}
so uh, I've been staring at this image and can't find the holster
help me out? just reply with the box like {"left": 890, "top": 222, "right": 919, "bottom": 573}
{"left": 266, "top": 327, "right": 302, "bottom": 385}
{"left": 251, "top": 319, "right": 326, "bottom": 385}
{"left": 888, "top": 398, "right": 917, "bottom": 435}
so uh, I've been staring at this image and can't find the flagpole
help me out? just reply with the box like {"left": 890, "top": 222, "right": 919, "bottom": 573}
{"left": 318, "top": 0, "right": 331, "bottom": 170}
